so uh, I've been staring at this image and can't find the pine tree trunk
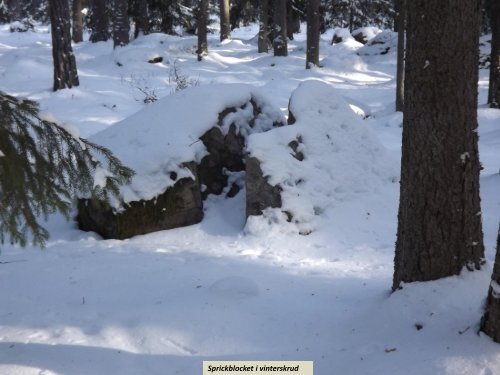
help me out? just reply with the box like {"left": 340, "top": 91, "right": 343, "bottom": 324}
{"left": 488, "top": 0, "right": 499, "bottom": 108}
{"left": 197, "top": 0, "right": 208, "bottom": 61}
{"left": 258, "top": 0, "right": 269, "bottom": 53}
{"left": 133, "top": 0, "right": 149, "bottom": 38}
{"left": 72, "top": 0, "right": 83, "bottom": 43}
{"left": 112, "top": 0, "right": 129, "bottom": 48}
{"left": 395, "top": 0, "right": 405, "bottom": 112}
{"left": 481, "top": 224, "right": 500, "bottom": 342}
{"left": 306, "top": 0, "right": 320, "bottom": 68}
{"left": 220, "top": 0, "right": 230, "bottom": 41}
{"left": 89, "top": 0, "right": 108, "bottom": 42}
{"left": 273, "top": 0, "right": 287, "bottom": 57}
{"left": 286, "top": 2, "right": 300, "bottom": 40}
{"left": 49, "top": 0, "right": 79, "bottom": 91}
{"left": 392, "top": 0, "right": 484, "bottom": 291}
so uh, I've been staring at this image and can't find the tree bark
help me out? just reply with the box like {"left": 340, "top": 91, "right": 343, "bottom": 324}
{"left": 286, "top": 1, "right": 300, "bottom": 40}
{"left": 273, "top": 0, "right": 287, "bottom": 57}
{"left": 306, "top": 0, "right": 320, "bottom": 68}
{"left": 395, "top": 0, "right": 405, "bottom": 112}
{"left": 197, "top": 0, "right": 208, "bottom": 61}
{"left": 481, "top": 224, "right": 500, "bottom": 342}
{"left": 49, "top": 0, "right": 79, "bottom": 91}
{"left": 220, "top": 0, "right": 230, "bottom": 41}
{"left": 72, "top": 0, "right": 83, "bottom": 43}
{"left": 132, "top": 0, "right": 149, "bottom": 38}
{"left": 258, "top": 0, "right": 269, "bottom": 53}
{"left": 89, "top": 0, "right": 108, "bottom": 42}
{"left": 488, "top": 0, "right": 499, "bottom": 108}
{"left": 392, "top": 0, "right": 484, "bottom": 291}
{"left": 112, "top": 0, "right": 129, "bottom": 48}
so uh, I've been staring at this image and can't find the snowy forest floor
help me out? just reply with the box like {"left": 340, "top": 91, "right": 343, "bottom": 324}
{"left": 0, "top": 23, "right": 499, "bottom": 375}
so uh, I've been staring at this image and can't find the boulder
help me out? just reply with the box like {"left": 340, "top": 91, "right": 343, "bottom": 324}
{"left": 245, "top": 80, "right": 398, "bottom": 235}
{"left": 245, "top": 156, "right": 282, "bottom": 217}
{"left": 77, "top": 162, "right": 203, "bottom": 239}
{"left": 351, "top": 27, "right": 381, "bottom": 45}
{"left": 357, "top": 30, "right": 397, "bottom": 56}
{"left": 77, "top": 84, "right": 284, "bottom": 239}
{"left": 331, "top": 28, "right": 352, "bottom": 44}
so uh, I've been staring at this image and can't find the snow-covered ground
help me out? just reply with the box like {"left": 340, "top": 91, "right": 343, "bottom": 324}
{"left": 0, "top": 23, "right": 499, "bottom": 375}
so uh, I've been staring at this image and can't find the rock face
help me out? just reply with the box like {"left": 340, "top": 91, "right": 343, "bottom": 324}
{"left": 77, "top": 85, "right": 284, "bottom": 239}
{"left": 245, "top": 156, "right": 282, "bottom": 217}
{"left": 77, "top": 163, "right": 203, "bottom": 239}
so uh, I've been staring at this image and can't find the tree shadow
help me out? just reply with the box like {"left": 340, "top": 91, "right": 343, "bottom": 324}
{"left": 0, "top": 342, "right": 201, "bottom": 375}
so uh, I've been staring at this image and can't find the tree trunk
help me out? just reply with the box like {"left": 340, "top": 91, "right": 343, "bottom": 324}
{"left": 49, "top": 0, "right": 79, "bottom": 91}
{"left": 273, "top": 0, "right": 287, "bottom": 57}
{"left": 112, "top": 0, "right": 129, "bottom": 48}
{"left": 286, "top": 1, "right": 300, "bottom": 40}
{"left": 481, "top": 224, "right": 500, "bottom": 342}
{"left": 220, "top": 0, "right": 230, "bottom": 41}
{"left": 197, "top": 0, "right": 208, "bottom": 61}
{"left": 392, "top": 0, "right": 484, "bottom": 291}
{"left": 395, "top": 0, "right": 405, "bottom": 111}
{"left": 488, "top": 0, "right": 499, "bottom": 108}
{"left": 89, "top": 0, "right": 108, "bottom": 42}
{"left": 72, "top": 0, "right": 83, "bottom": 43}
{"left": 132, "top": 0, "right": 149, "bottom": 38}
{"left": 258, "top": 0, "right": 269, "bottom": 53}
{"left": 306, "top": 0, "right": 320, "bottom": 68}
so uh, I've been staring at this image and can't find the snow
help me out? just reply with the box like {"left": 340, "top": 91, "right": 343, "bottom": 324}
{"left": 0, "top": 22, "right": 499, "bottom": 375}
{"left": 88, "top": 84, "right": 283, "bottom": 206}
{"left": 246, "top": 80, "right": 398, "bottom": 235}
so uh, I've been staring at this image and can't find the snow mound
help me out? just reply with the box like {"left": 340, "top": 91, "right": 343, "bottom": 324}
{"left": 88, "top": 84, "right": 283, "bottom": 206}
{"left": 246, "top": 80, "right": 398, "bottom": 235}
{"left": 358, "top": 30, "right": 397, "bottom": 56}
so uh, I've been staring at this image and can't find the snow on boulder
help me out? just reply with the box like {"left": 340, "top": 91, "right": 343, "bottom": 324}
{"left": 330, "top": 28, "right": 354, "bottom": 44}
{"left": 357, "top": 30, "right": 397, "bottom": 56}
{"left": 351, "top": 27, "right": 382, "bottom": 45}
{"left": 77, "top": 84, "right": 284, "bottom": 239}
{"left": 245, "top": 80, "right": 398, "bottom": 235}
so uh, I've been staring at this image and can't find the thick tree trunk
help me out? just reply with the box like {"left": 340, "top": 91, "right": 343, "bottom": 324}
{"left": 488, "top": 0, "right": 499, "bottom": 108}
{"left": 481, "top": 224, "right": 500, "bottom": 342}
{"left": 49, "top": 0, "right": 79, "bottom": 91}
{"left": 197, "top": 0, "right": 208, "bottom": 61}
{"left": 392, "top": 0, "right": 484, "bottom": 291}
{"left": 258, "top": 0, "right": 269, "bottom": 53}
{"left": 220, "top": 0, "right": 230, "bottom": 41}
{"left": 72, "top": 0, "right": 83, "bottom": 43}
{"left": 306, "top": 0, "right": 320, "bottom": 68}
{"left": 133, "top": 0, "right": 149, "bottom": 38}
{"left": 273, "top": 0, "right": 287, "bottom": 57}
{"left": 89, "top": 0, "right": 108, "bottom": 42}
{"left": 112, "top": 0, "right": 129, "bottom": 48}
{"left": 395, "top": 0, "right": 405, "bottom": 112}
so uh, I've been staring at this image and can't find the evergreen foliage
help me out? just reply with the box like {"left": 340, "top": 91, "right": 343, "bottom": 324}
{"left": 324, "top": 0, "right": 395, "bottom": 31}
{"left": 0, "top": 92, "right": 134, "bottom": 248}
